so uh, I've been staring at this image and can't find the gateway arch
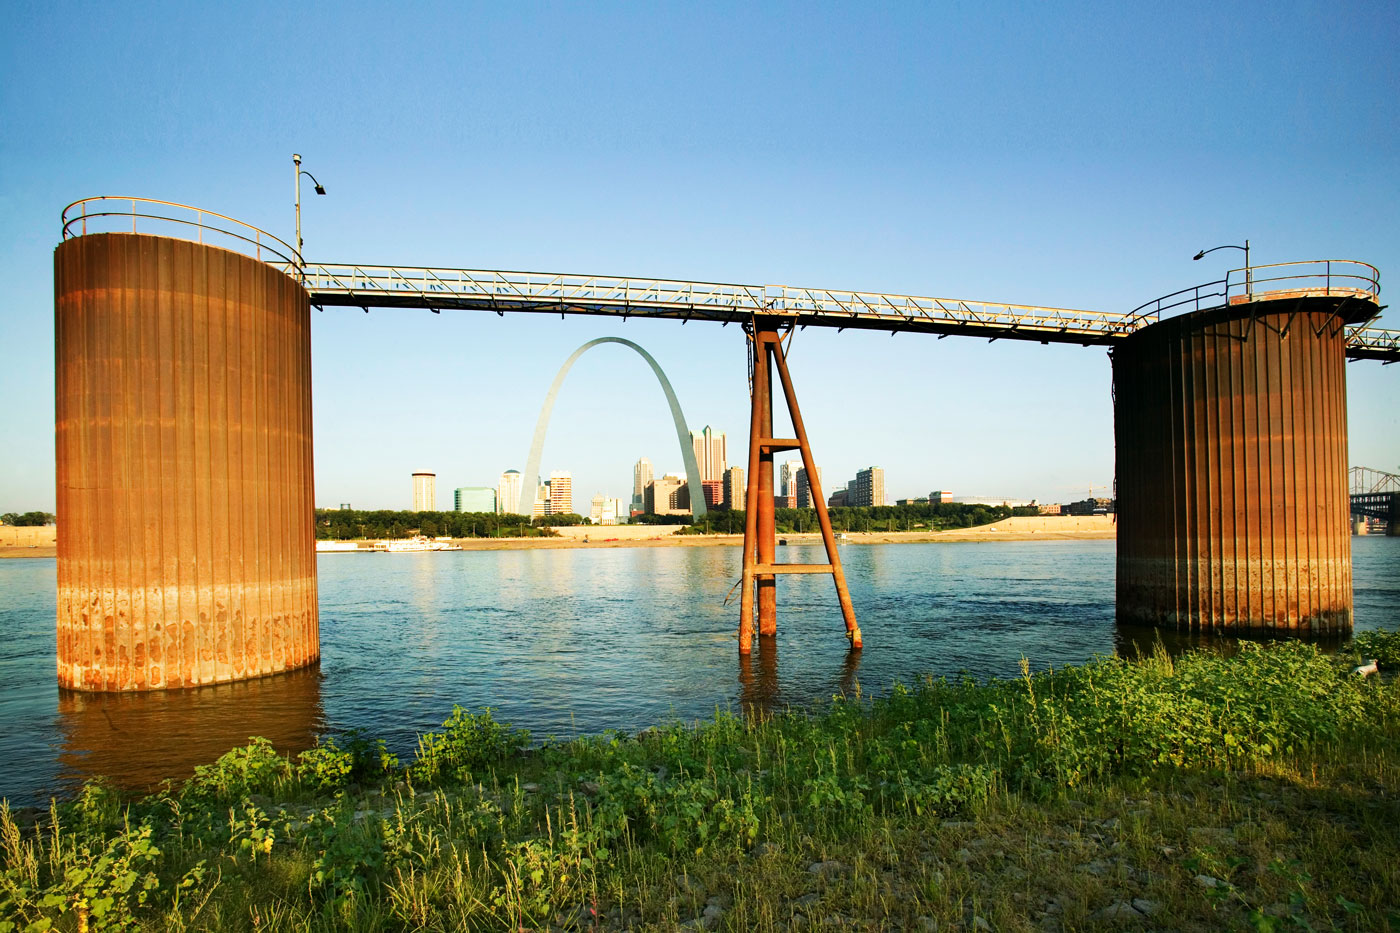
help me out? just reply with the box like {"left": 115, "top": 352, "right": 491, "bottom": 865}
{"left": 517, "top": 337, "right": 707, "bottom": 518}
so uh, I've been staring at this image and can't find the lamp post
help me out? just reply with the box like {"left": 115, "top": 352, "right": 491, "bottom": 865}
{"left": 1193, "top": 239, "right": 1251, "bottom": 300}
{"left": 292, "top": 153, "right": 327, "bottom": 268}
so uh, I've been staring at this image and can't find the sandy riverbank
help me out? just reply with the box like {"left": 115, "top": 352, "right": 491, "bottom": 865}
{"left": 0, "top": 515, "right": 1117, "bottom": 560}
{"left": 324, "top": 515, "right": 1116, "bottom": 553}
{"left": 0, "top": 525, "right": 56, "bottom": 559}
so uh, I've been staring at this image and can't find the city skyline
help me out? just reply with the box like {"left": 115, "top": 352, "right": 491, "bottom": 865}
{"left": 2, "top": 5, "right": 1397, "bottom": 515}
{"left": 366, "top": 454, "right": 1093, "bottom": 516}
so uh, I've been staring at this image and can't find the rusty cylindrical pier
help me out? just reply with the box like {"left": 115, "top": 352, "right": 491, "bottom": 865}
{"left": 55, "top": 231, "right": 318, "bottom": 690}
{"left": 1113, "top": 295, "right": 1371, "bottom": 634}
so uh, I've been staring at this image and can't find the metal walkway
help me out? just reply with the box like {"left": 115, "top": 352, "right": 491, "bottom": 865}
{"left": 60, "top": 197, "right": 1400, "bottom": 361}
{"left": 297, "top": 260, "right": 1398, "bottom": 360}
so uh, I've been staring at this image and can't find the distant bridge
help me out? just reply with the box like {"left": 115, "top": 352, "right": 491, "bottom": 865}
{"left": 1351, "top": 467, "right": 1400, "bottom": 530}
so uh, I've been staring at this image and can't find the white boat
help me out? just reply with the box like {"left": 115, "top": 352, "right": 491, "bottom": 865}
{"left": 373, "top": 536, "right": 462, "bottom": 553}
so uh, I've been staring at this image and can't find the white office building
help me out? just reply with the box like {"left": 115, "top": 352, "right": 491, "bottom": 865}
{"left": 412, "top": 472, "right": 436, "bottom": 511}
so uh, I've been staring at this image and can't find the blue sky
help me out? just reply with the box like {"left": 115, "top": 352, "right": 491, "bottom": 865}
{"left": 3, "top": 0, "right": 1396, "bottom": 512}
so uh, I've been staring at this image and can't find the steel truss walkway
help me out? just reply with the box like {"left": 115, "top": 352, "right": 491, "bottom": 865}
{"left": 296, "top": 261, "right": 1398, "bottom": 361}
{"left": 56, "top": 197, "right": 1399, "bottom": 359}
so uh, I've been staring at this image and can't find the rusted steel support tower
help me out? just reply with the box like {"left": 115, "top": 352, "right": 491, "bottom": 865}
{"left": 55, "top": 221, "right": 318, "bottom": 690}
{"left": 738, "top": 317, "right": 860, "bottom": 653}
{"left": 1114, "top": 294, "right": 1374, "bottom": 634}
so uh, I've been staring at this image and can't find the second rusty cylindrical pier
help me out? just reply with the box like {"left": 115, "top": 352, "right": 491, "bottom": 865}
{"left": 55, "top": 231, "right": 318, "bottom": 691}
{"left": 1113, "top": 295, "right": 1369, "bottom": 634}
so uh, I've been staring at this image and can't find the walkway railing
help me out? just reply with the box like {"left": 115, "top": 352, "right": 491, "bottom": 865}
{"left": 1345, "top": 326, "right": 1400, "bottom": 362}
{"left": 297, "top": 262, "right": 1140, "bottom": 344}
{"left": 61, "top": 197, "right": 302, "bottom": 267}
{"left": 1129, "top": 259, "right": 1381, "bottom": 325}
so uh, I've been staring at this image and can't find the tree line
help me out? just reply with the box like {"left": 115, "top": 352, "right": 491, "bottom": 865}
{"left": 676, "top": 502, "right": 1041, "bottom": 535}
{"left": 314, "top": 502, "right": 1039, "bottom": 540}
{"left": 315, "top": 509, "right": 585, "bottom": 540}
{"left": 0, "top": 511, "right": 55, "bottom": 526}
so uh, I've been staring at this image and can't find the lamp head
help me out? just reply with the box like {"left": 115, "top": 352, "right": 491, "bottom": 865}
{"left": 1192, "top": 250, "right": 1205, "bottom": 260}
{"left": 293, "top": 153, "right": 301, "bottom": 165}
{"left": 314, "top": 184, "right": 326, "bottom": 195}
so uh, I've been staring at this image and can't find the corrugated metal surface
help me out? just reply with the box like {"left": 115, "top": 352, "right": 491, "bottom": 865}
{"left": 55, "top": 233, "right": 318, "bottom": 690}
{"left": 1114, "top": 297, "right": 1354, "bottom": 634}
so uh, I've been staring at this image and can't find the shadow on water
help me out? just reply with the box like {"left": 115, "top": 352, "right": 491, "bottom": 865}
{"left": 738, "top": 639, "right": 865, "bottom": 721}
{"left": 839, "top": 647, "right": 863, "bottom": 697}
{"left": 737, "top": 637, "right": 781, "bottom": 719}
{"left": 56, "top": 665, "right": 325, "bottom": 794}
{"left": 1113, "top": 623, "right": 1351, "bottom": 661}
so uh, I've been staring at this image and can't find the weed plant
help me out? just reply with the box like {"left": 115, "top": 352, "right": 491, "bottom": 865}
{"left": 2, "top": 641, "right": 1398, "bottom": 931}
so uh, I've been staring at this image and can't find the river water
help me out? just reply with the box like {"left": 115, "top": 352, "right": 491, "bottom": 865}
{"left": 2, "top": 538, "right": 1396, "bottom": 805}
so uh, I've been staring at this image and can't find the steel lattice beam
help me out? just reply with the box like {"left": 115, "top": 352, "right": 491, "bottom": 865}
{"left": 296, "top": 262, "right": 1399, "bottom": 361}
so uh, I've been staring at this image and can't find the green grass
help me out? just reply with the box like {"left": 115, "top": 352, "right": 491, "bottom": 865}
{"left": 3, "top": 638, "right": 1399, "bottom": 931}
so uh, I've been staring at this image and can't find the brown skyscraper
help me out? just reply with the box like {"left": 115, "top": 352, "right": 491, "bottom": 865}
{"left": 723, "top": 467, "right": 746, "bottom": 511}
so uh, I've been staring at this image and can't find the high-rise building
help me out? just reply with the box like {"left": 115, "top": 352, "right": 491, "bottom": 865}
{"left": 633, "top": 457, "right": 653, "bottom": 512}
{"left": 548, "top": 470, "right": 573, "bottom": 515}
{"left": 589, "top": 495, "right": 626, "bottom": 525}
{"left": 690, "top": 426, "right": 727, "bottom": 482}
{"left": 780, "top": 459, "right": 802, "bottom": 498}
{"left": 455, "top": 487, "right": 496, "bottom": 512}
{"left": 828, "top": 486, "right": 848, "bottom": 508}
{"left": 412, "top": 472, "right": 436, "bottom": 511}
{"left": 850, "top": 466, "right": 886, "bottom": 508}
{"left": 646, "top": 475, "right": 689, "bottom": 516}
{"left": 795, "top": 466, "right": 823, "bottom": 508}
{"left": 498, "top": 470, "right": 523, "bottom": 514}
{"left": 723, "top": 466, "right": 745, "bottom": 511}
{"left": 701, "top": 480, "right": 723, "bottom": 508}
{"left": 531, "top": 484, "right": 548, "bottom": 518}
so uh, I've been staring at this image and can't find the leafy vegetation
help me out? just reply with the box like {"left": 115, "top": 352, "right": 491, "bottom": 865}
{"left": 315, "top": 509, "right": 579, "bottom": 540}
{"left": 1352, "top": 627, "right": 1400, "bottom": 669}
{"left": 0, "top": 512, "right": 54, "bottom": 527}
{"left": 314, "top": 501, "right": 1042, "bottom": 540}
{"left": 678, "top": 502, "right": 1041, "bottom": 535}
{"left": 2, "top": 638, "right": 1398, "bottom": 930}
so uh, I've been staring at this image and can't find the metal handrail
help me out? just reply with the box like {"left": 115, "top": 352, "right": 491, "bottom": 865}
{"left": 296, "top": 261, "right": 1137, "bottom": 339}
{"left": 1131, "top": 259, "right": 1380, "bottom": 324}
{"left": 60, "top": 196, "right": 301, "bottom": 268}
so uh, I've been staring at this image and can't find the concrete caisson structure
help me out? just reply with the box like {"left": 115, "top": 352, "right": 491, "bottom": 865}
{"left": 55, "top": 232, "right": 318, "bottom": 690}
{"left": 1113, "top": 295, "right": 1367, "bottom": 634}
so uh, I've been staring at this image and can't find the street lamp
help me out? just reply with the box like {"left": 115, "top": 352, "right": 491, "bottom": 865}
{"left": 1193, "top": 239, "right": 1251, "bottom": 300}
{"left": 292, "top": 153, "right": 327, "bottom": 268}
